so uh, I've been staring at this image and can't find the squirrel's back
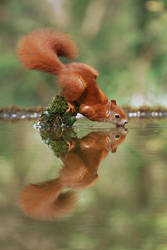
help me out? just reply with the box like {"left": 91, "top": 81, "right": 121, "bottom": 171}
{"left": 17, "top": 29, "right": 79, "bottom": 75}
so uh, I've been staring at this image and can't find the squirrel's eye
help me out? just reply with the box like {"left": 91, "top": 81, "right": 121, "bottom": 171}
{"left": 115, "top": 134, "right": 120, "bottom": 139}
{"left": 115, "top": 114, "right": 120, "bottom": 119}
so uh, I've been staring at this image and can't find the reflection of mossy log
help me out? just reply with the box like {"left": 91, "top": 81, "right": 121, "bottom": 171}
{"left": 40, "top": 127, "right": 77, "bottom": 158}
{"left": 39, "top": 96, "right": 78, "bottom": 129}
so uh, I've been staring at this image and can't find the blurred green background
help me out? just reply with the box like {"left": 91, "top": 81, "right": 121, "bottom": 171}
{"left": 1, "top": 0, "right": 167, "bottom": 108}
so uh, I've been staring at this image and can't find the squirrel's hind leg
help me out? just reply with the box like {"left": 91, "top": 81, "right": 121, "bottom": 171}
{"left": 58, "top": 73, "right": 86, "bottom": 102}
{"left": 67, "top": 102, "right": 76, "bottom": 113}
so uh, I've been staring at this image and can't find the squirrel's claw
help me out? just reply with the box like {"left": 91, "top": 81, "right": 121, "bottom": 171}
{"left": 67, "top": 102, "right": 76, "bottom": 113}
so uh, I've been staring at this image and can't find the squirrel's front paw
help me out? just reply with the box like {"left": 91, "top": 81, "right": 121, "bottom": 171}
{"left": 79, "top": 104, "right": 94, "bottom": 119}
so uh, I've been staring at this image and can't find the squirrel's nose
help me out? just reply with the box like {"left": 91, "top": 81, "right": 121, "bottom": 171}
{"left": 117, "top": 119, "right": 128, "bottom": 127}
{"left": 123, "top": 120, "right": 128, "bottom": 126}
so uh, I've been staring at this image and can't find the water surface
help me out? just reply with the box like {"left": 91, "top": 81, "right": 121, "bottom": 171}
{"left": 0, "top": 119, "right": 167, "bottom": 250}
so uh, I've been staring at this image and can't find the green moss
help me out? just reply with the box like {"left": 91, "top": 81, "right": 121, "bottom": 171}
{"left": 49, "top": 96, "right": 68, "bottom": 114}
{"left": 40, "top": 127, "right": 77, "bottom": 158}
{"left": 39, "top": 96, "right": 78, "bottom": 129}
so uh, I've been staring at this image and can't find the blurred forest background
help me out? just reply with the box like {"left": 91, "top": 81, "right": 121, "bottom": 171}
{"left": 1, "top": 0, "right": 167, "bottom": 107}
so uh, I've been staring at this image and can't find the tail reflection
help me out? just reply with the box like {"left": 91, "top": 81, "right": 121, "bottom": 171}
{"left": 20, "top": 127, "right": 128, "bottom": 220}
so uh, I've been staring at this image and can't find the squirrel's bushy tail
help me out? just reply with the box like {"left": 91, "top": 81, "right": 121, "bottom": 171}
{"left": 17, "top": 29, "right": 79, "bottom": 75}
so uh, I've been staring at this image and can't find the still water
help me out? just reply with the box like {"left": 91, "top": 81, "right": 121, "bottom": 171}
{"left": 0, "top": 118, "right": 167, "bottom": 250}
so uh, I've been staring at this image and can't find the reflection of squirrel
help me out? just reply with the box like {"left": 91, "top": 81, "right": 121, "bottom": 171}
{"left": 17, "top": 29, "right": 128, "bottom": 126}
{"left": 19, "top": 128, "right": 127, "bottom": 220}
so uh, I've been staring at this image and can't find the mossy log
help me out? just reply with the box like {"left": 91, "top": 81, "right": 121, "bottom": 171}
{"left": 39, "top": 96, "right": 78, "bottom": 129}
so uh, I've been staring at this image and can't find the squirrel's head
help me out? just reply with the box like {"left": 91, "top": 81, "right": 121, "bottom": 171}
{"left": 107, "top": 100, "right": 128, "bottom": 126}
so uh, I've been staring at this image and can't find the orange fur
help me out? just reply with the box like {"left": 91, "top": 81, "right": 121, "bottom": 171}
{"left": 19, "top": 128, "right": 127, "bottom": 220}
{"left": 17, "top": 29, "right": 128, "bottom": 125}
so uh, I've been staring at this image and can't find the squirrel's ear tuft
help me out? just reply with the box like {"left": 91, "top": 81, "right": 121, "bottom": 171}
{"left": 111, "top": 99, "right": 117, "bottom": 105}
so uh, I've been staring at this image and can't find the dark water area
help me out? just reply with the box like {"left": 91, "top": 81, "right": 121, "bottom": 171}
{"left": 0, "top": 118, "right": 167, "bottom": 250}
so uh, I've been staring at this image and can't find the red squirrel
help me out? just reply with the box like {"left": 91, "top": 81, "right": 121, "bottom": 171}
{"left": 17, "top": 29, "right": 128, "bottom": 126}
{"left": 19, "top": 128, "right": 127, "bottom": 220}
